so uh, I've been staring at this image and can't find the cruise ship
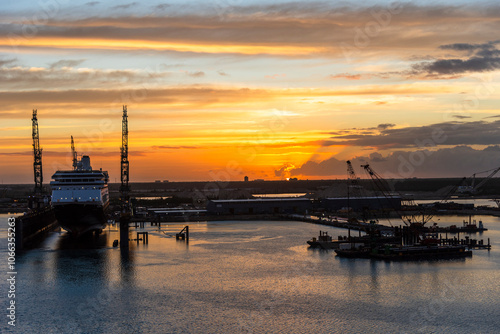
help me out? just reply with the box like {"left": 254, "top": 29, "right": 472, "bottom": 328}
{"left": 50, "top": 155, "right": 109, "bottom": 236}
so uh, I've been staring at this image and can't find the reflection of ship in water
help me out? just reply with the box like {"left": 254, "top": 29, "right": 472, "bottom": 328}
{"left": 50, "top": 155, "right": 109, "bottom": 237}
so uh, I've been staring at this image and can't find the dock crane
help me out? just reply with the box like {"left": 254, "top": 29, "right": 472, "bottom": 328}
{"left": 119, "top": 105, "right": 131, "bottom": 249}
{"left": 30, "top": 109, "right": 47, "bottom": 210}
{"left": 346, "top": 160, "right": 361, "bottom": 196}
{"left": 32, "top": 109, "right": 43, "bottom": 195}
{"left": 458, "top": 166, "right": 500, "bottom": 195}
{"left": 120, "top": 105, "right": 130, "bottom": 207}
{"left": 71, "top": 135, "right": 78, "bottom": 170}
{"left": 361, "top": 164, "right": 465, "bottom": 226}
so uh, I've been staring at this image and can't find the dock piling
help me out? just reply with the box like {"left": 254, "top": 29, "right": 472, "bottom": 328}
{"left": 136, "top": 231, "right": 148, "bottom": 244}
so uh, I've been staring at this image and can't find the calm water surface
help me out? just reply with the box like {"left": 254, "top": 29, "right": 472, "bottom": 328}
{"left": 1, "top": 214, "right": 500, "bottom": 333}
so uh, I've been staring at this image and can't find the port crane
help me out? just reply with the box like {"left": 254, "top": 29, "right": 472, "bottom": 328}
{"left": 32, "top": 109, "right": 43, "bottom": 195}
{"left": 71, "top": 135, "right": 78, "bottom": 170}
{"left": 119, "top": 106, "right": 131, "bottom": 249}
{"left": 120, "top": 105, "right": 131, "bottom": 210}
{"left": 346, "top": 160, "right": 363, "bottom": 199}
{"left": 361, "top": 164, "right": 465, "bottom": 227}
{"left": 458, "top": 166, "right": 500, "bottom": 195}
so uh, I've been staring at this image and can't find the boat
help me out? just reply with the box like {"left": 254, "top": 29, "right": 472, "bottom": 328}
{"left": 50, "top": 155, "right": 109, "bottom": 237}
{"left": 335, "top": 244, "right": 472, "bottom": 261}
{"left": 307, "top": 229, "right": 399, "bottom": 250}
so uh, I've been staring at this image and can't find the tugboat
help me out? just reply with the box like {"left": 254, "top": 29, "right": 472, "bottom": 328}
{"left": 50, "top": 155, "right": 109, "bottom": 237}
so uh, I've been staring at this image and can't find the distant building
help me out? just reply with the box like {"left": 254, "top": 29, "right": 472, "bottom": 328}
{"left": 244, "top": 176, "right": 249, "bottom": 182}
{"left": 207, "top": 198, "right": 313, "bottom": 215}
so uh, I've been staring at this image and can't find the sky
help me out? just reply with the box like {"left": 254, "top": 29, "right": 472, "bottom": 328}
{"left": 1, "top": 0, "right": 500, "bottom": 183}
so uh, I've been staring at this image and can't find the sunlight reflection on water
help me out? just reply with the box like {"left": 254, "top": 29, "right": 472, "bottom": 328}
{"left": 1, "top": 215, "right": 500, "bottom": 333}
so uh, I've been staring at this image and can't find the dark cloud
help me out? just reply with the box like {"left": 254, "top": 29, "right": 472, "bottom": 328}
{"left": 440, "top": 42, "right": 495, "bottom": 52}
{"left": 48, "top": 59, "right": 85, "bottom": 69}
{"left": 326, "top": 120, "right": 500, "bottom": 149}
{"left": 153, "top": 4, "right": 170, "bottom": 11}
{"left": 452, "top": 114, "right": 471, "bottom": 119}
{"left": 186, "top": 71, "right": 205, "bottom": 78}
{"left": 413, "top": 57, "right": 500, "bottom": 75}
{"left": 0, "top": 58, "right": 16, "bottom": 67}
{"left": 287, "top": 146, "right": 500, "bottom": 179}
{"left": 377, "top": 123, "right": 395, "bottom": 130}
{"left": 412, "top": 40, "right": 500, "bottom": 77}
{"left": 85, "top": 1, "right": 99, "bottom": 6}
{"left": 0, "top": 66, "right": 169, "bottom": 90}
{"left": 3, "top": 4, "right": 500, "bottom": 58}
{"left": 111, "top": 2, "right": 137, "bottom": 10}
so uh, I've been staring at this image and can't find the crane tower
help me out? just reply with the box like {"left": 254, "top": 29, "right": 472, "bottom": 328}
{"left": 120, "top": 105, "right": 130, "bottom": 206}
{"left": 71, "top": 135, "right": 77, "bottom": 170}
{"left": 32, "top": 109, "right": 43, "bottom": 195}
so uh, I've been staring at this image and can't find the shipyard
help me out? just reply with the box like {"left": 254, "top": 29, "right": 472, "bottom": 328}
{"left": 3, "top": 109, "right": 500, "bottom": 333}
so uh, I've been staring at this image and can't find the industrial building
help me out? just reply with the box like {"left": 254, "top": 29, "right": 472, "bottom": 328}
{"left": 320, "top": 196, "right": 402, "bottom": 212}
{"left": 207, "top": 198, "right": 313, "bottom": 215}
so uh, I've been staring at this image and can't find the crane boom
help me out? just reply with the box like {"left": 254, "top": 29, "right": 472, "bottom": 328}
{"left": 32, "top": 109, "right": 43, "bottom": 194}
{"left": 71, "top": 135, "right": 77, "bottom": 170}
{"left": 346, "top": 160, "right": 362, "bottom": 199}
{"left": 473, "top": 166, "right": 500, "bottom": 192}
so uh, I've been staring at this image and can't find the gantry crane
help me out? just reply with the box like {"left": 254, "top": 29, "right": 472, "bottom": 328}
{"left": 32, "top": 109, "right": 43, "bottom": 195}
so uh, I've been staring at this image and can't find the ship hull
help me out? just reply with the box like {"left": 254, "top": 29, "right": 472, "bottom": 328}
{"left": 53, "top": 203, "right": 108, "bottom": 237}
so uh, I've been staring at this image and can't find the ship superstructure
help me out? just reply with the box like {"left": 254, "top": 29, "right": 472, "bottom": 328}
{"left": 50, "top": 154, "right": 109, "bottom": 236}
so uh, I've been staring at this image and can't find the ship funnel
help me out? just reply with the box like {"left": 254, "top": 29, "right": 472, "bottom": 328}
{"left": 80, "top": 155, "right": 92, "bottom": 171}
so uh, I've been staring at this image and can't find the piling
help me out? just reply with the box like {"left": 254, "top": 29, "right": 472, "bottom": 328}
{"left": 136, "top": 232, "right": 148, "bottom": 244}
{"left": 120, "top": 214, "right": 130, "bottom": 249}
{"left": 176, "top": 226, "right": 189, "bottom": 242}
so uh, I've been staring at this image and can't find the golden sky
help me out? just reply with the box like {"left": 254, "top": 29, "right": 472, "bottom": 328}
{"left": 1, "top": 1, "right": 500, "bottom": 183}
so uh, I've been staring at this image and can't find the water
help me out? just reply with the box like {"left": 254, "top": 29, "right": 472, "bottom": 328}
{"left": 253, "top": 193, "right": 307, "bottom": 198}
{"left": 1, "top": 213, "right": 500, "bottom": 333}
{"left": 415, "top": 198, "right": 498, "bottom": 208}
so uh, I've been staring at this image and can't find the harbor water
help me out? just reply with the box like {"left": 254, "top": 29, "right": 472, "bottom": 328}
{"left": 1, "top": 213, "right": 500, "bottom": 333}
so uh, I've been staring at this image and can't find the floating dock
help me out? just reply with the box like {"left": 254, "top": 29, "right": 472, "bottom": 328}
{"left": 15, "top": 207, "right": 58, "bottom": 250}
